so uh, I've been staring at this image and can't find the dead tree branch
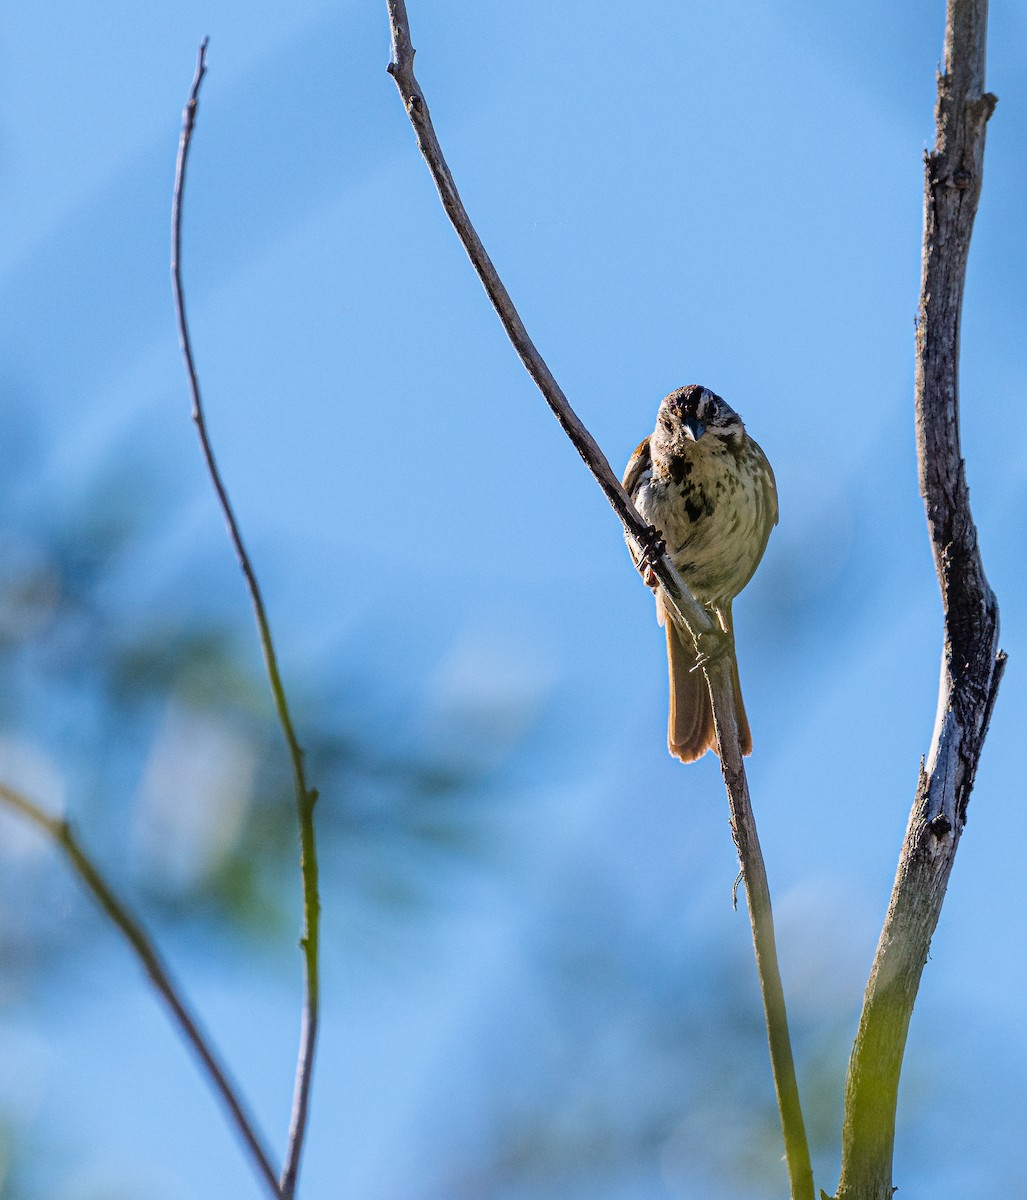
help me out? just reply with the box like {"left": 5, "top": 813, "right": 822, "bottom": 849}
{"left": 833, "top": 3, "right": 1003, "bottom": 1197}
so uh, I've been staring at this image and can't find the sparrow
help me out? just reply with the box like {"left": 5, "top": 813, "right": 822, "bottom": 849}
{"left": 623, "top": 385, "right": 778, "bottom": 762}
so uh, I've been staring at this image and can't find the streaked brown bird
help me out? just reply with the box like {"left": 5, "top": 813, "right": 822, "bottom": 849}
{"left": 623, "top": 385, "right": 778, "bottom": 762}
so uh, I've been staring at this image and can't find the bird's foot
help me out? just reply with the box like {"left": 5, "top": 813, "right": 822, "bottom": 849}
{"left": 635, "top": 525, "right": 666, "bottom": 589}
{"left": 690, "top": 627, "right": 731, "bottom": 672}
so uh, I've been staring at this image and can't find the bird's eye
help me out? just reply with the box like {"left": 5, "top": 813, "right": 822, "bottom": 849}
{"left": 660, "top": 416, "right": 673, "bottom": 431}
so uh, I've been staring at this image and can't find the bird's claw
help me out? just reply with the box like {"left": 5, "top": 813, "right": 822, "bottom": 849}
{"left": 690, "top": 628, "right": 731, "bottom": 672}
{"left": 636, "top": 526, "right": 666, "bottom": 589}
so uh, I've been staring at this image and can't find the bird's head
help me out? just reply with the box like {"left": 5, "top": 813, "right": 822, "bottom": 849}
{"left": 655, "top": 385, "right": 744, "bottom": 450}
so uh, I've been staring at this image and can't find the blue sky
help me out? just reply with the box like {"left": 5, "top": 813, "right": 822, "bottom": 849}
{"left": 1, "top": 2, "right": 1026, "bottom": 1197}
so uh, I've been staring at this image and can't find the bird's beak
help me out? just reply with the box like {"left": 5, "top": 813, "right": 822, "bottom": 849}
{"left": 682, "top": 415, "right": 706, "bottom": 441}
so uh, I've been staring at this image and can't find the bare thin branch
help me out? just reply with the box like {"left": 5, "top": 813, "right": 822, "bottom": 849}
{"left": 384, "top": 1, "right": 700, "bottom": 634}
{"left": 834, "top": 3, "right": 1002, "bottom": 1197}
{"left": 384, "top": 6, "right": 813, "bottom": 1197}
{"left": 0, "top": 785, "right": 283, "bottom": 1199}
{"left": 170, "top": 39, "right": 321, "bottom": 1200}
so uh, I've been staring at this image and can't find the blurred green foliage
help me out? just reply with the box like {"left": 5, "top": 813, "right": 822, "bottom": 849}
{"left": 0, "top": 421, "right": 508, "bottom": 969}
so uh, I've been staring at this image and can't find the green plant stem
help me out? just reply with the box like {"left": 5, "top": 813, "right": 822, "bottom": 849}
{"left": 716, "top": 736, "right": 814, "bottom": 1200}
{"left": 384, "top": 6, "right": 813, "bottom": 1196}
{"left": 0, "top": 784, "right": 283, "bottom": 1199}
{"left": 171, "top": 39, "right": 321, "bottom": 1200}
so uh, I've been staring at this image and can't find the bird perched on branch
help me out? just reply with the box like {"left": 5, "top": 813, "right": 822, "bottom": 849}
{"left": 623, "top": 385, "right": 777, "bottom": 763}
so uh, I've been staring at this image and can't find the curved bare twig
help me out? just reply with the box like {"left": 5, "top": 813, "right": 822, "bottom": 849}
{"left": 384, "top": 5, "right": 813, "bottom": 1197}
{"left": 171, "top": 39, "right": 321, "bottom": 1200}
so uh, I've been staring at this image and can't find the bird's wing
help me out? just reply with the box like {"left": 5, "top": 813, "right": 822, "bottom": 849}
{"left": 765, "top": 449, "right": 779, "bottom": 529}
{"left": 621, "top": 436, "right": 652, "bottom": 495}
{"left": 620, "top": 437, "right": 653, "bottom": 571}
{"left": 727, "top": 437, "right": 779, "bottom": 598}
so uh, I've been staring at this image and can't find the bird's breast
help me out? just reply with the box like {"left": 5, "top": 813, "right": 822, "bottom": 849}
{"left": 634, "top": 440, "right": 772, "bottom": 606}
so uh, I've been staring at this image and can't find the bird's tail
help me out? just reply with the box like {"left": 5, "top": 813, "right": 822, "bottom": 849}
{"left": 665, "top": 616, "right": 752, "bottom": 763}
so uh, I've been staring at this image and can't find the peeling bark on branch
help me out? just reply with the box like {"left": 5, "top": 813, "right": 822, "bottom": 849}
{"left": 833, "top": 3, "right": 1003, "bottom": 1197}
